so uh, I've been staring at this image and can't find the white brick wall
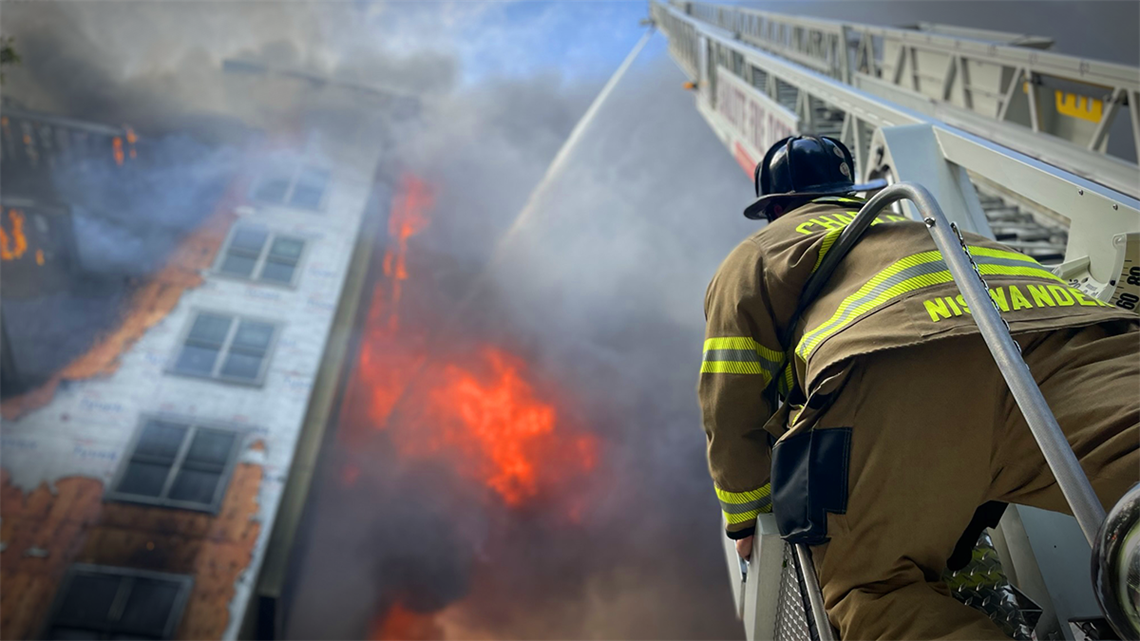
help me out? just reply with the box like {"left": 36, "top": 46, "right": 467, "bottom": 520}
{"left": 1, "top": 127, "right": 388, "bottom": 639}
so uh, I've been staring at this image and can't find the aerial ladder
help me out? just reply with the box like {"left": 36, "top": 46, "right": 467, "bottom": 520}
{"left": 649, "top": 2, "right": 1140, "bottom": 639}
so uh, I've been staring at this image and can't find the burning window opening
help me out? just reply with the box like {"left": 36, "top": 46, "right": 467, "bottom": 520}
{"left": 381, "top": 173, "right": 433, "bottom": 331}
{"left": 0, "top": 196, "right": 240, "bottom": 420}
{"left": 0, "top": 208, "right": 29, "bottom": 261}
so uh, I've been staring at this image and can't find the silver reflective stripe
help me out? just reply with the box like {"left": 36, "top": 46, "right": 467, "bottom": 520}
{"left": 721, "top": 496, "right": 772, "bottom": 515}
{"left": 703, "top": 348, "right": 782, "bottom": 370}
{"left": 704, "top": 348, "right": 759, "bottom": 362}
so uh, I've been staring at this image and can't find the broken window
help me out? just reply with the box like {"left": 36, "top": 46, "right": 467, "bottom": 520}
{"left": 216, "top": 226, "right": 305, "bottom": 286}
{"left": 107, "top": 417, "right": 243, "bottom": 512}
{"left": 251, "top": 164, "right": 330, "bottom": 211}
{"left": 169, "top": 311, "right": 278, "bottom": 385}
{"left": 43, "top": 564, "right": 192, "bottom": 640}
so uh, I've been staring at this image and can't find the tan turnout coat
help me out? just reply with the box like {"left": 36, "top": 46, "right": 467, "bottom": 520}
{"left": 699, "top": 195, "right": 1134, "bottom": 538}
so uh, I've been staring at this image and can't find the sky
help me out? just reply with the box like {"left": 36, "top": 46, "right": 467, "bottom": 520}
{"left": 366, "top": 2, "right": 653, "bottom": 82}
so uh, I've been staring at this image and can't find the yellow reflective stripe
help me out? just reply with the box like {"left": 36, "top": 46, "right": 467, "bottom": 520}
{"left": 703, "top": 336, "right": 783, "bottom": 362}
{"left": 701, "top": 336, "right": 784, "bottom": 387}
{"left": 968, "top": 246, "right": 1041, "bottom": 264}
{"left": 700, "top": 361, "right": 770, "bottom": 377}
{"left": 797, "top": 247, "right": 1059, "bottom": 359}
{"left": 978, "top": 263, "right": 1063, "bottom": 282}
{"left": 813, "top": 228, "right": 843, "bottom": 273}
{"left": 716, "top": 484, "right": 771, "bottom": 505}
{"left": 797, "top": 250, "right": 945, "bottom": 358}
{"left": 776, "top": 362, "right": 795, "bottom": 396}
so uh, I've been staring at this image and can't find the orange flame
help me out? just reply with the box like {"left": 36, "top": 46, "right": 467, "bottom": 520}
{"left": 112, "top": 137, "right": 125, "bottom": 166}
{"left": 0, "top": 209, "right": 28, "bottom": 261}
{"left": 125, "top": 126, "right": 138, "bottom": 159}
{"left": 380, "top": 174, "right": 433, "bottom": 331}
{"left": 369, "top": 602, "right": 444, "bottom": 641}
{"left": 1, "top": 184, "right": 244, "bottom": 420}
{"left": 338, "top": 174, "right": 435, "bottom": 448}
{"left": 342, "top": 173, "right": 598, "bottom": 508}
{"left": 425, "top": 348, "right": 597, "bottom": 506}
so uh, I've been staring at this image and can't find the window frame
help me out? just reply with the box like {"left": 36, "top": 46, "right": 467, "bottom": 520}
{"left": 211, "top": 224, "right": 308, "bottom": 289}
{"left": 166, "top": 309, "right": 281, "bottom": 387}
{"left": 40, "top": 564, "right": 193, "bottom": 640}
{"left": 105, "top": 414, "right": 246, "bottom": 513}
{"left": 249, "top": 163, "right": 331, "bottom": 212}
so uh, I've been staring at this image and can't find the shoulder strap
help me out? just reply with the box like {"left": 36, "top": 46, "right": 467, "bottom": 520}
{"left": 774, "top": 200, "right": 884, "bottom": 404}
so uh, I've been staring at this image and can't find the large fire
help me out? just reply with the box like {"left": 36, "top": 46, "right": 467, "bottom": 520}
{"left": 344, "top": 173, "right": 598, "bottom": 506}
{"left": 430, "top": 349, "right": 597, "bottom": 506}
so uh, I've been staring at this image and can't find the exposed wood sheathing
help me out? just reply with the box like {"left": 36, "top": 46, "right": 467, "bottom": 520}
{"left": 0, "top": 451, "right": 263, "bottom": 640}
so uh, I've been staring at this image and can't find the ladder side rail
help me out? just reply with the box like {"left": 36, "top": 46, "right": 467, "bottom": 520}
{"left": 855, "top": 71, "right": 1140, "bottom": 198}
{"left": 653, "top": 2, "right": 700, "bottom": 80}
{"left": 859, "top": 182, "right": 1108, "bottom": 544}
{"left": 794, "top": 544, "right": 837, "bottom": 641}
{"left": 675, "top": 1, "right": 1140, "bottom": 164}
{"left": 655, "top": 1, "right": 1140, "bottom": 224}
{"left": 931, "top": 125, "right": 1140, "bottom": 287}
{"left": 680, "top": 0, "right": 1139, "bottom": 93}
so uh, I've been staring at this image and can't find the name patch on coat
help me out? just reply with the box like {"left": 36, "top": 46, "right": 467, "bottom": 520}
{"left": 795, "top": 212, "right": 908, "bottom": 235}
{"left": 922, "top": 284, "right": 1112, "bottom": 323}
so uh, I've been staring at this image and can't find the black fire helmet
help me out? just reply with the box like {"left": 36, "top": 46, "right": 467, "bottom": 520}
{"left": 744, "top": 135, "right": 887, "bottom": 221}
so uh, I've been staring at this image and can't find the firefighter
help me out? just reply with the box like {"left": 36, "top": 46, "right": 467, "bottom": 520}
{"left": 699, "top": 134, "right": 1139, "bottom": 640}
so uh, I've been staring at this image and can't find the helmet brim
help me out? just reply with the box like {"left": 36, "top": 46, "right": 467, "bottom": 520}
{"left": 743, "top": 178, "right": 889, "bottom": 220}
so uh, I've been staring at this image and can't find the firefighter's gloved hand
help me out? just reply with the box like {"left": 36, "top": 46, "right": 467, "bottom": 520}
{"left": 736, "top": 535, "right": 753, "bottom": 560}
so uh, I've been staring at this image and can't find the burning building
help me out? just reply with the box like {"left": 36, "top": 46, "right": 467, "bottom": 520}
{"left": 0, "top": 105, "right": 140, "bottom": 396}
{"left": 2, "top": 5, "right": 757, "bottom": 637}
{"left": 0, "top": 63, "right": 408, "bottom": 639}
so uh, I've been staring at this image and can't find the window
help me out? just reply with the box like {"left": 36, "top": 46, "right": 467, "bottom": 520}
{"left": 43, "top": 565, "right": 192, "bottom": 640}
{"left": 216, "top": 226, "right": 306, "bottom": 286}
{"left": 107, "top": 417, "right": 243, "bottom": 512}
{"left": 251, "top": 164, "right": 330, "bottom": 211}
{"left": 169, "top": 311, "right": 279, "bottom": 385}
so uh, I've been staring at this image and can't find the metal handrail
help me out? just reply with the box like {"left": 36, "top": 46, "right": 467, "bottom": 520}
{"left": 795, "top": 544, "right": 837, "bottom": 641}
{"left": 1092, "top": 483, "right": 1140, "bottom": 638}
{"left": 850, "top": 182, "right": 1107, "bottom": 544}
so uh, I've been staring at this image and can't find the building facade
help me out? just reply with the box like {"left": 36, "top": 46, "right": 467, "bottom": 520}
{"left": 1, "top": 90, "right": 393, "bottom": 639}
